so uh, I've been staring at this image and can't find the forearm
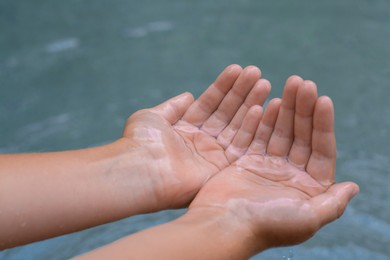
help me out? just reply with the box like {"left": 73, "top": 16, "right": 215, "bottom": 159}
{"left": 75, "top": 208, "right": 262, "bottom": 260}
{"left": 0, "top": 138, "right": 158, "bottom": 249}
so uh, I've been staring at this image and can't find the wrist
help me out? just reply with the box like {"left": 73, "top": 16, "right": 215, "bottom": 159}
{"left": 115, "top": 136, "right": 206, "bottom": 211}
{"left": 102, "top": 138, "right": 166, "bottom": 214}
{"left": 76, "top": 206, "right": 260, "bottom": 260}
{"left": 174, "top": 207, "right": 264, "bottom": 259}
{"left": 75, "top": 185, "right": 263, "bottom": 260}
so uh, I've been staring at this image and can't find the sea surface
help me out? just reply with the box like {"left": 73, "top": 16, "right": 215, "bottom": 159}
{"left": 1, "top": 0, "right": 390, "bottom": 259}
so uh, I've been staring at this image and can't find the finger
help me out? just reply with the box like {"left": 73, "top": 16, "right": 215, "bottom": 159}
{"left": 247, "top": 98, "right": 281, "bottom": 155}
{"left": 252, "top": 78, "right": 272, "bottom": 106}
{"left": 288, "top": 80, "right": 318, "bottom": 168}
{"left": 217, "top": 79, "right": 271, "bottom": 149}
{"left": 225, "top": 105, "right": 263, "bottom": 163}
{"left": 149, "top": 92, "right": 195, "bottom": 124}
{"left": 267, "top": 76, "right": 303, "bottom": 156}
{"left": 182, "top": 64, "right": 243, "bottom": 126}
{"left": 306, "top": 96, "right": 336, "bottom": 186}
{"left": 310, "top": 182, "right": 359, "bottom": 227}
{"left": 200, "top": 66, "right": 261, "bottom": 136}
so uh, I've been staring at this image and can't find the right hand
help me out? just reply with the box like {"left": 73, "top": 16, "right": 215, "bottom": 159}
{"left": 121, "top": 65, "right": 271, "bottom": 209}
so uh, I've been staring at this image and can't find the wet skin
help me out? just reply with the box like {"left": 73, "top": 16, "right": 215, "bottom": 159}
{"left": 122, "top": 64, "right": 272, "bottom": 208}
{"left": 189, "top": 77, "right": 359, "bottom": 251}
{"left": 77, "top": 75, "right": 359, "bottom": 259}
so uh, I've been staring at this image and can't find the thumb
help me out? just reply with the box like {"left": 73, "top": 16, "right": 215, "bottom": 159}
{"left": 310, "top": 182, "right": 359, "bottom": 227}
{"left": 150, "top": 92, "right": 195, "bottom": 124}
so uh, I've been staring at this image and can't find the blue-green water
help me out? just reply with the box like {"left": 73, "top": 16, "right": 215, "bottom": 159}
{"left": 1, "top": 0, "right": 390, "bottom": 259}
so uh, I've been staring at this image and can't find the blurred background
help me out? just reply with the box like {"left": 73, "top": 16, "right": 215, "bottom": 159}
{"left": 1, "top": 0, "right": 390, "bottom": 259}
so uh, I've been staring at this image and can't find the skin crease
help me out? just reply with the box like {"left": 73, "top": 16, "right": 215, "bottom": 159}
{"left": 121, "top": 64, "right": 272, "bottom": 208}
{"left": 76, "top": 75, "right": 359, "bottom": 260}
{"left": 0, "top": 64, "right": 272, "bottom": 249}
{"left": 188, "top": 78, "right": 359, "bottom": 253}
{"left": 0, "top": 64, "right": 358, "bottom": 257}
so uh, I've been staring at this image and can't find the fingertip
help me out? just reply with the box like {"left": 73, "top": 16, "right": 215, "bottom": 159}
{"left": 311, "top": 182, "right": 358, "bottom": 226}
{"left": 282, "top": 76, "right": 302, "bottom": 106}
{"left": 243, "top": 65, "right": 261, "bottom": 78}
{"left": 181, "top": 91, "right": 195, "bottom": 103}
{"left": 347, "top": 182, "right": 360, "bottom": 198}
{"left": 151, "top": 92, "right": 195, "bottom": 124}
{"left": 225, "top": 64, "right": 243, "bottom": 74}
{"left": 171, "top": 92, "right": 195, "bottom": 108}
{"left": 317, "top": 96, "right": 334, "bottom": 108}
{"left": 242, "top": 105, "right": 263, "bottom": 126}
{"left": 314, "top": 96, "right": 335, "bottom": 126}
{"left": 257, "top": 78, "right": 272, "bottom": 91}
{"left": 314, "top": 96, "right": 334, "bottom": 120}
{"left": 304, "top": 79, "right": 317, "bottom": 86}
{"left": 286, "top": 75, "right": 304, "bottom": 86}
{"left": 261, "top": 99, "right": 281, "bottom": 127}
{"left": 294, "top": 80, "right": 318, "bottom": 118}
{"left": 228, "top": 63, "right": 242, "bottom": 69}
{"left": 248, "top": 104, "right": 263, "bottom": 115}
{"left": 267, "top": 97, "right": 282, "bottom": 108}
{"left": 251, "top": 79, "right": 271, "bottom": 106}
{"left": 244, "top": 65, "right": 260, "bottom": 71}
{"left": 270, "top": 97, "right": 282, "bottom": 103}
{"left": 302, "top": 80, "right": 318, "bottom": 94}
{"left": 327, "top": 182, "right": 360, "bottom": 201}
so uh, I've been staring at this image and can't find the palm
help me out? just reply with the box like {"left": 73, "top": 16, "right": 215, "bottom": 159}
{"left": 190, "top": 77, "right": 359, "bottom": 248}
{"left": 123, "top": 65, "right": 271, "bottom": 207}
{"left": 190, "top": 156, "right": 326, "bottom": 247}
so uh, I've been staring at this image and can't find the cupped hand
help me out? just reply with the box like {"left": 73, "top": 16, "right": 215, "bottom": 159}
{"left": 189, "top": 76, "right": 359, "bottom": 252}
{"left": 121, "top": 65, "right": 271, "bottom": 208}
